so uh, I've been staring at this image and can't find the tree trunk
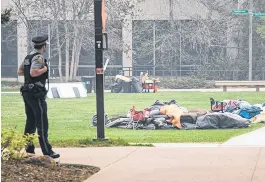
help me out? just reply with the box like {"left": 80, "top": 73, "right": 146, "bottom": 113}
{"left": 69, "top": 27, "right": 78, "bottom": 81}
{"left": 62, "top": 0, "right": 69, "bottom": 82}
{"left": 65, "top": 22, "right": 70, "bottom": 82}
{"left": 73, "top": 36, "right": 83, "bottom": 79}
{"left": 56, "top": 21, "right": 63, "bottom": 82}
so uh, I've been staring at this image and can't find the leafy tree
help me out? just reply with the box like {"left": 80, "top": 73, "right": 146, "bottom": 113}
{"left": 1, "top": 8, "right": 12, "bottom": 24}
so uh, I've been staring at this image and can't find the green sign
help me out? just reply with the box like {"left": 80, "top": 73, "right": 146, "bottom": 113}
{"left": 232, "top": 10, "right": 249, "bottom": 15}
{"left": 253, "top": 13, "right": 265, "bottom": 17}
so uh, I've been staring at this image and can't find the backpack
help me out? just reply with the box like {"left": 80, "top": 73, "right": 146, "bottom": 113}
{"left": 239, "top": 106, "right": 262, "bottom": 119}
{"left": 130, "top": 106, "right": 150, "bottom": 122}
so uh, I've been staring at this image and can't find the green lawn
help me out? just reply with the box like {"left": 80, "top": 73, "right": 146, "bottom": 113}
{"left": 1, "top": 88, "right": 20, "bottom": 92}
{"left": 1, "top": 92, "right": 264, "bottom": 147}
{"left": 1, "top": 81, "right": 21, "bottom": 92}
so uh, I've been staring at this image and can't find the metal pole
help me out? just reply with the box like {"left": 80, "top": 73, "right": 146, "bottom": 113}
{"left": 169, "top": 0, "right": 173, "bottom": 20}
{"left": 237, "top": 0, "right": 240, "bottom": 69}
{"left": 179, "top": 22, "right": 182, "bottom": 77}
{"left": 48, "top": 24, "right": 51, "bottom": 78}
{"left": 153, "top": 21, "right": 156, "bottom": 76}
{"left": 94, "top": 0, "right": 106, "bottom": 140}
{"left": 249, "top": 0, "right": 253, "bottom": 81}
{"left": 179, "top": 33, "right": 182, "bottom": 76}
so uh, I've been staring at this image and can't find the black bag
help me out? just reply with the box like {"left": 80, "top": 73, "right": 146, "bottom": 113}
{"left": 180, "top": 114, "right": 197, "bottom": 124}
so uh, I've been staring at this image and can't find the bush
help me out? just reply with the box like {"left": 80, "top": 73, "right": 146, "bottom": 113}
{"left": 103, "top": 76, "right": 215, "bottom": 89}
{"left": 1, "top": 129, "right": 37, "bottom": 160}
{"left": 157, "top": 76, "right": 215, "bottom": 89}
{"left": 1, "top": 76, "right": 214, "bottom": 90}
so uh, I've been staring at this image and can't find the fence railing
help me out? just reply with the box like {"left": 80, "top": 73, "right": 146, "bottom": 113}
{"left": 1, "top": 64, "right": 265, "bottom": 81}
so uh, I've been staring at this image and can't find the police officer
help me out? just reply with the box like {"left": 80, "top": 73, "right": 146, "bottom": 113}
{"left": 17, "top": 35, "right": 60, "bottom": 159}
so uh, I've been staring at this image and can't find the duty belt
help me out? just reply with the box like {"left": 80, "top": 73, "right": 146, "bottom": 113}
{"left": 21, "top": 83, "right": 45, "bottom": 92}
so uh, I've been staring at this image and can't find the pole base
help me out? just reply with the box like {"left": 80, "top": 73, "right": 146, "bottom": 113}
{"left": 92, "top": 138, "right": 109, "bottom": 142}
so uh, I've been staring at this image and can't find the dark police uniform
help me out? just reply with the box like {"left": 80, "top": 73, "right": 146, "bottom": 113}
{"left": 19, "top": 35, "right": 59, "bottom": 158}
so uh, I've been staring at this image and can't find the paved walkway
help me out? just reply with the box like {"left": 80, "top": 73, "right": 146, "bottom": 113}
{"left": 222, "top": 126, "right": 265, "bottom": 147}
{"left": 34, "top": 127, "right": 265, "bottom": 182}
{"left": 37, "top": 146, "right": 264, "bottom": 182}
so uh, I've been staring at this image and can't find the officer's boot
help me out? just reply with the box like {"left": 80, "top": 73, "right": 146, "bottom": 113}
{"left": 26, "top": 149, "right": 35, "bottom": 154}
{"left": 48, "top": 151, "right": 60, "bottom": 159}
{"left": 38, "top": 135, "right": 60, "bottom": 158}
{"left": 25, "top": 144, "right": 35, "bottom": 154}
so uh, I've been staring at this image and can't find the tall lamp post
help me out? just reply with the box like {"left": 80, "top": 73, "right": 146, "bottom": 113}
{"left": 94, "top": 0, "right": 107, "bottom": 140}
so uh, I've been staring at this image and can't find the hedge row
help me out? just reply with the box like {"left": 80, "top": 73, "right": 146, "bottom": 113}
{"left": 103, "top": 76, "right": 215, "bottom": 89}
{"left": 155, "top": 77, "right": 215, "bottom": 89}
{"left": 1, "top": 76, "right": 215, "bottom": 90}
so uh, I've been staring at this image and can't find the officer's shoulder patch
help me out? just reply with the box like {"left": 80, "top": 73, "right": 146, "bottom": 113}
{"left": 24, "top": 59, "right": 30, "bottom": 65}
{"left": 34, "top": 55, "right": 44, "bottom": 63}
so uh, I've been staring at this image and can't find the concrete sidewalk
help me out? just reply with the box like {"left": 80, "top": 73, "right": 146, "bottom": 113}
{"left": 33, "top": 127, "right": 265, "bottom": 182}
{"left": 222, "top": 126, "right": 265, "bottom": 147}
{"left": 43, "top": 147, "right": 264, "bottom": 182}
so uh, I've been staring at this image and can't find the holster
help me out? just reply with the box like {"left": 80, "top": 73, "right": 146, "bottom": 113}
{"left": 20, "top": 84, "right": 47, "bottom": 99}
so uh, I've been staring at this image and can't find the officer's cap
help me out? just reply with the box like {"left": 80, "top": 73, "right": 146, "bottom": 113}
{"left": 32, "top": 35, "right": 49, "bottom": 46}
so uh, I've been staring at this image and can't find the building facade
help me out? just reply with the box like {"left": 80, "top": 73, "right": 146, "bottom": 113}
{"left": 1, "top": 0, "right": 243, "bottom": 80}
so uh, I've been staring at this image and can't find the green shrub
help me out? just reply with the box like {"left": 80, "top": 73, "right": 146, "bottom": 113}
{"left": 104, "top": 76, "right": 214, "bottom": 89}
{"left": 157, "top": 76, "right": 215, "bottom": 89}
{"left": 1, "top": 129, "right": 37, "bottom": 160}
{"left": 2, "top": 76, "right": 215, "bottom": 90}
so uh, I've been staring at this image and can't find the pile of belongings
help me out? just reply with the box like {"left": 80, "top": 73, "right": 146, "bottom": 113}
{"left": 210, "top": 98, "right": 265, "bottom": 123}
{"left": 140, "top": 72, "right": 160, "bottom": 93}
{"left": 110, "top": 74, "right": 160, "bottom": 93}
{"left": 110, "top": 75, "right": 142, "bottom": 93}
{"left": 91, "top": 99, "right": 254, "bottom": 130}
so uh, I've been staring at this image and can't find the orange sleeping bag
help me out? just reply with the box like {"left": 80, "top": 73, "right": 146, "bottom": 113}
{"left": 160, "top": 105, "right": 185, "bottom": 129}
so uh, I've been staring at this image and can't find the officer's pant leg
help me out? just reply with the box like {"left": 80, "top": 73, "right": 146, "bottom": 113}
{"left": 23, "top": 94, "right": 37, "bottom": 153}
{"left": 35, "top": 98, "right": 52, "bottom": 155}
